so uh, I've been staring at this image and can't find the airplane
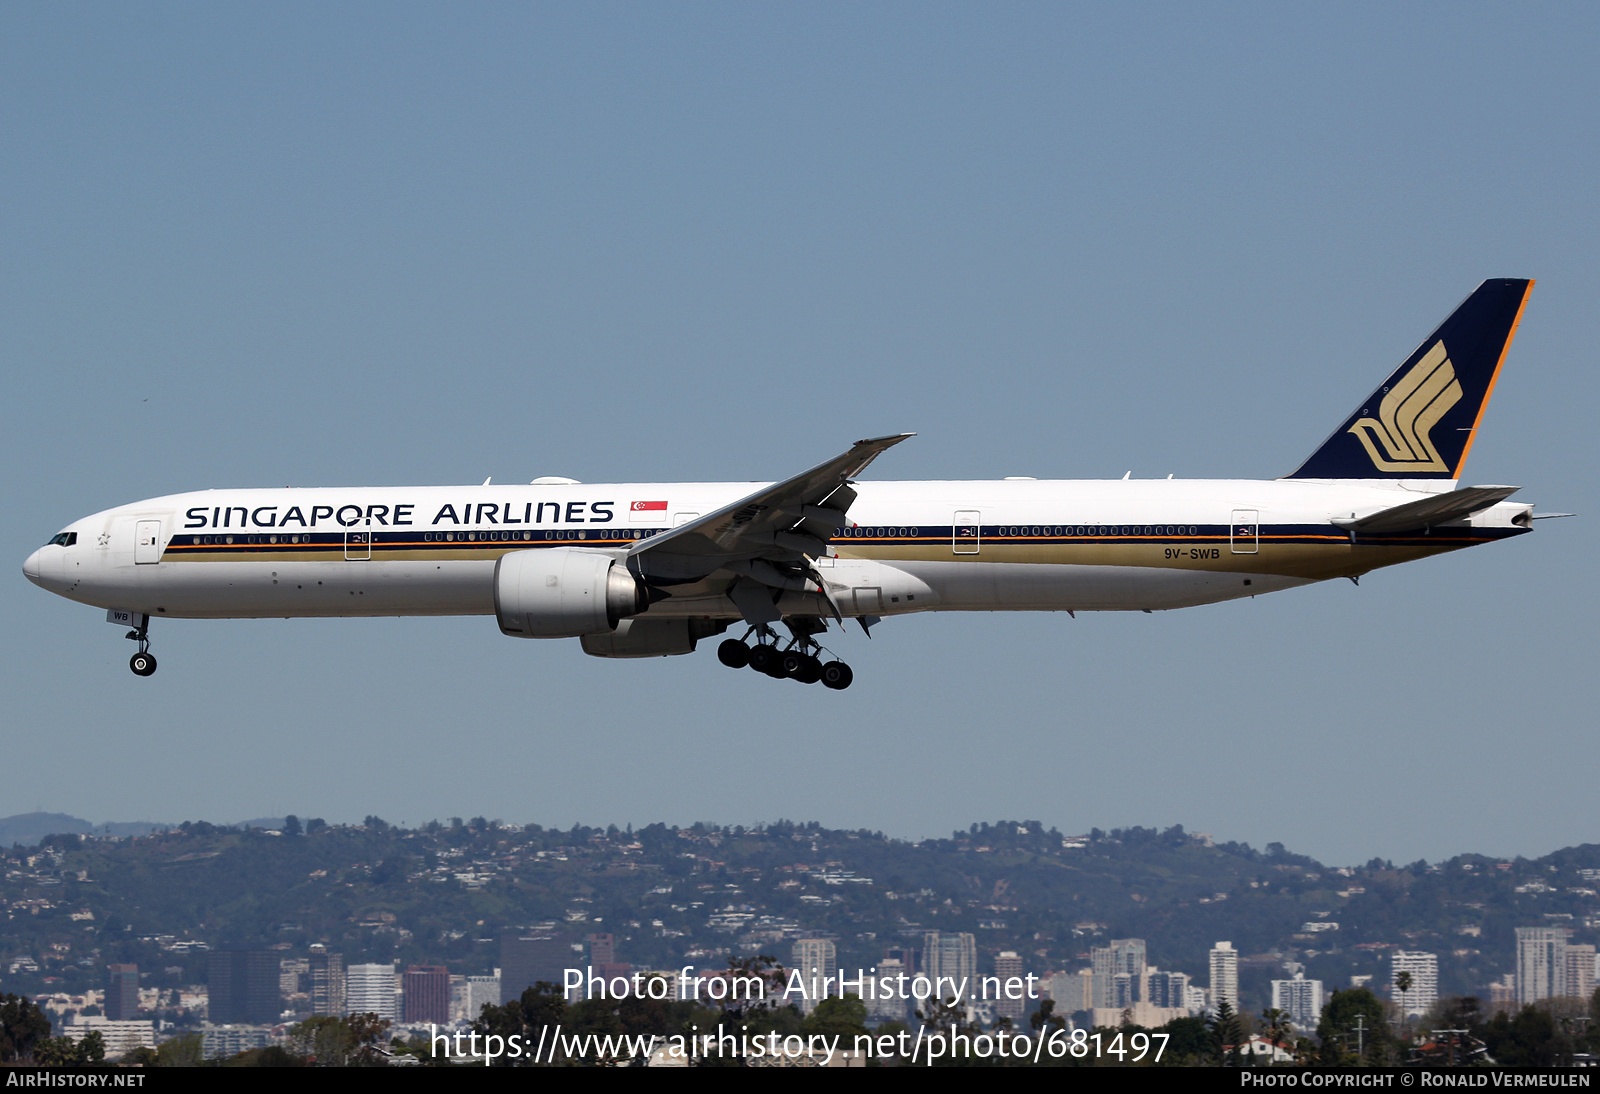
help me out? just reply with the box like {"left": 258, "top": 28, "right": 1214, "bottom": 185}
{"left": 24, "top": 279, "right": 1556, "bottom": 688}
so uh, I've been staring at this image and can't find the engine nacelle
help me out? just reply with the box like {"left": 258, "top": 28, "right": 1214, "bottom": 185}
{"left": 494, "top": 548, "right": 646, "bottom": 639}
{"left": 580, "top": 617, "right": 730, "bottom": 659}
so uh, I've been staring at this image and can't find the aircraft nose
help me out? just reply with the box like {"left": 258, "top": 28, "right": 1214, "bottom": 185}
{"left": 22, "top": 548, "right": 44, "bottom": 586}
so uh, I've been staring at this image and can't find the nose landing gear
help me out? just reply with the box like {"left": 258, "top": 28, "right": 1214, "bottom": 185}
{"left": 126, "top": 621, "right": 156, "bottom": 676}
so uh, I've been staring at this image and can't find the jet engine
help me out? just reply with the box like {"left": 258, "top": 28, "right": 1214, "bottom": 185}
{"left": 494, "top": 548, "right": 647, "bottom": 638}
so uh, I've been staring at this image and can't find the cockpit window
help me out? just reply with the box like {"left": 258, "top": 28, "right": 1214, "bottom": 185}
{"left": 46, "top": 532, "right": 77, "bottom": 547}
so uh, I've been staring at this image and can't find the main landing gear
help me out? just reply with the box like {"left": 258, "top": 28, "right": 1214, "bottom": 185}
{"left": 126, "top": 621, "right": 156, "bottom": 676}
{"left": 716, "top": 632, "right": 853, "bottom": 690}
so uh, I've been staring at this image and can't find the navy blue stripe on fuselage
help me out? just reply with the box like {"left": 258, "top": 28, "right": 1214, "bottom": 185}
{"left": 160, "top": 522, "right": 1524, "bottom": 559}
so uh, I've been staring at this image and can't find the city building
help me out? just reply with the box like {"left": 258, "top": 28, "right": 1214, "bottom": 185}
{"left": 200, "top": 1024, "right": 282, "bottom": 1060}
{"left": 467, "top": 972, "right": 501, "bottom": 1021}
{"left": 346, "top": 963, "right": 399, "bottom": 1021}
{"left": 403, "top": 966, "right": 451, "bottom": 1024}
{"left": 791, "top": 938, "right": 838, "bottom": 1014}
{"left": 307, "top": 946, "right": 345, "bottom": 1017}
{"left": 501, "top": 927, "right": 574, "bottom": 1004}
{"left": 1091, "top": 1001, "right": 1188, "bottom": 1029}
{"left": 1091, "top": 939, "right": 1147, "bottom": 1009}
{"left": 1487, "top": 973, "right": 1517, "bottom": 1015}
{"left": 60, "top": 1017, "right": 156, "bottom": 1055}
{"left": 1390, "top": 951, "right": 1439, "bottom": 1018}
{"left": 106, "top": 965, "right": 139, "bottom": 1021}
{"left": 1516, "top": 927, "right": 1570, "bottom": 1006}
{"left": 1147, "top": 969, "right": 1191, "bottom": 1012}
{"left": 1270, "top": 973, "right": 1324, "bottom": 1033}
{"left": 278, "top": 958, "right": 309, "bottom": 1001}
{"left": 868, "top": 956, "right": 908, "bottom": 1023}
{"left": 993, "top": 951, "right": 1026, "bottom": 1026}
{"left": 921, "top": 932, "right": 977, "bottom": 1004}
{"left": 208, "top": 949, "right": 282, "bottom": 1024}
{"left": 1045, "top": 969, "right": 1093, "bottom": 1016}
{"left": 1566, "top": 945, "right": 1596, "bottom": 1004}
{"left": 1209, "top": 942, "right": 1239, "bottom": 1015}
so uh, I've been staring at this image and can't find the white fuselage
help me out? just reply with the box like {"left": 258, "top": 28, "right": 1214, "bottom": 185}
{"left": 23, "top": 478, "right": 1531, "bottom": 625}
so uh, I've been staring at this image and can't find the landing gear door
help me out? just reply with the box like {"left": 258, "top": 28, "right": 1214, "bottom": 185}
{"left": 344, "top": 519, "right": 372, "bottom": 561}
{"left": 953, "top": 511, "right": 981, "bottom": 555}
{"left": 1230, "top": 509, "right": 1259, "bottom": 554}
{"left": 134, "top": 521, "right": 162, "bottom": 564}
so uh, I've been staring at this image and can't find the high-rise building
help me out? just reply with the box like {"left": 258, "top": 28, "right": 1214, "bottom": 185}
{"left": 921, "top": 932, "right": 977, "bottom": 1004}
{"left": 1046, "top": 970, "right": 1093, "bottom": 1015}
{"left": 588, "top": 934, "right": 616, "bottom": 966}
{"left": 346, "top": 963, "right": 399, "bottom": 1021}
{"left": 1209, "top": 942, "right": 1239, "bottom": 1015}
{"left": 1147, "top": 970, "right": 1191, "bottom": 1011}
{"left": 207, "top": 949, "right": 282, "bottom": 1024}
{"left": 868, "top": 957, "right": 908, "bottom": 1023}
{"left": 1488, "top": 973, "right": 1517, "bottom": 1015}
{"left": 1270, "top": 973, "right": 1324, "bottom": 1033}
{"left": 791, "top": 939, "right": 838, "bottom": 1014}
{"left": 884, "top": 946, "right": 917, "bottom": 978}
{"left": 1091, "top": 939, "right": 1147, "bottom": 1009}
{"left": 1566, "top": 945, "right": 1596, "bottom": 1004}
{"left": 403, "top": 966, "right": 451, "bottom": 1024}
{"left": 993, "top": 952, "right": 1026, "bottom": 1026}
{"left": 1516, "top": 927, "right": 1569, "bottom": 1006}
{"left": 308, "top": 947, "right": 346, "bottom": 1017}
{"left": 467, "top": 973, "right": 501, "bottom": 1021}
{"left": 501, "top": 928, "right": 574, "bottom": 1004}
{"left": 279, "top": 958, "right": 309, "bottom": 999}
{"left": 106, "top": 965, "right": 140, "bottom": 1021}
{"left": 1390, "top": 952, "right": 1439, "bottom": 1018}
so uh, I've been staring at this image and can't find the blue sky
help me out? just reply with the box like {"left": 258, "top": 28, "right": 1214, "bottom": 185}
{"left": 3, "top": 3, "right": 1595, "bottom": 865}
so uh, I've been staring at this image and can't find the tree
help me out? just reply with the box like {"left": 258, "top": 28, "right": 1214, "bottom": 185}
{"left": 1317, "top": 988, "right": 1390, "bottom": 1066}
{"left": 282, "top": 815, "right": 302, "bottom": 837}
{"left": 804, "top": 995, "right": 869, "bottom": 1040}
{"left": 1209, "top": 999, "right": 1245, "bottom": 1066}
{"left": 473, "top": 982, "right": 568, "bottom": 1066}
{"left": 35, "top": 1031, "right": 104, "bottom": 1066}
{"left": 287, "top": 1012, "right": 392, "bottom": 1066}
{"left": 1395, "top": 970, "right": 1413, "bottom": 1037}
{"left": 1260, "top": 1008, "right": 1293, "bottom": 1064}
{"left": 1030, "top": 998, "right": 1066, "bottom": 1036}
{"left": 0, "top": 994, "right": 50, "bottom": 1063}
{"left": 1483, "top": 1005, "right": 1557, "bottom": 1067}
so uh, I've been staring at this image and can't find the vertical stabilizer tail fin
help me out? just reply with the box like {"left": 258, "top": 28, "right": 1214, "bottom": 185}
{"left": 1286, "top": 279, "right": 1533, "bottom": 481}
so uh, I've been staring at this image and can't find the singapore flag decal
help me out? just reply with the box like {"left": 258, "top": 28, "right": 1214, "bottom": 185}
{"left": 629, "top": 500, "right": 668, "bottom": 524}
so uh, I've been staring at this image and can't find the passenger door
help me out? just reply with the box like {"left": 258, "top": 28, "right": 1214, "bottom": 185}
{"left": 134, "top": 521, "right": 162, "bottom": 564}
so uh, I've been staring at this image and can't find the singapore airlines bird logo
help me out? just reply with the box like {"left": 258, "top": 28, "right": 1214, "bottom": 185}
{"left": 1347, "top": 341, "right": 1461, "bottom": 473}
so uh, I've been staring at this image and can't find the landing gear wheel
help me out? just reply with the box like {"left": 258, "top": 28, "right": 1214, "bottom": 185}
{"left": 717, "top": 639, "right": 750, "bottom": 669}
{"left": 779, "top": 650, "right": 806, "bottom": 677}
{"left": 746, "top": 644, "right": 781, "bottom": 676}
{"left": 820, "top": 660, "right": 853, "bottom": 690}
{"left": 130, "top": 652, "right": 157, "bottom": 677}
{"left": 787, "top": 653, "right": 823, "bottom": 684}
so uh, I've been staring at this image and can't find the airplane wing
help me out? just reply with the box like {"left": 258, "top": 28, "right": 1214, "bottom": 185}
{"left": 626, "top": 434, "right": 914, "bottom": 589}
{"left": 1331, "top": 485, "right": 1520, "bottom": 534}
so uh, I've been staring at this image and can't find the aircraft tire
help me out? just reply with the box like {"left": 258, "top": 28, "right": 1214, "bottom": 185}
{"left": 746, "top": 645, "right": 778, "bottom": 674}
{"left": 130, "top": 652, "right": 157, "bottom": 677}
{"left": 820, "top": 661, "right": 852, "bottom": 690}
{"left": 717, "top": 639, "right": 750, "bottom": 669}
{"left": 793, "top": 655, "right": 823, "bottom": 684}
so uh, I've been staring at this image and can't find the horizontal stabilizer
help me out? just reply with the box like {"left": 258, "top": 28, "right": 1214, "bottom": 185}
{"left": 1332, "top": 485, "right": 1519, "bottom": 533}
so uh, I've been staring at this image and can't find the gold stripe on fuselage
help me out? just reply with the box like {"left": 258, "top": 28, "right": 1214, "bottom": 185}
{"left": 163, "top": 535, "right": 1491, "bottom": 583}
